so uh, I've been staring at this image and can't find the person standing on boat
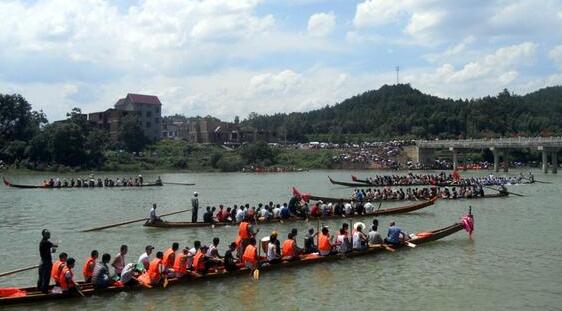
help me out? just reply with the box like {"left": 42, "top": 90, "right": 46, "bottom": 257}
{"left": 191, "top": 192, "right": 199, "bottom": 223}
{"left": 303, "top": 228, "right": 318, "bottom": 254}
{"left": 112, "top": 245, "right": 128, "bottom": 277}
{"left": 37, "top": 229, "right": 58, "bottom": 294}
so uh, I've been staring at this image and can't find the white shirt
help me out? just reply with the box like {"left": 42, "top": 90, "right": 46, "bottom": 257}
{"left": 120, "top": 263, "right": 135, "bottom": 283}
{"left": 272, "top": 208, "right": 281, "bottom": 218}
{"left": 138, "top": 252, "right": 149, "bottom": 268}
{"left": 267, "top": 243, "right": 278, "bottom": 261}
{"left": 353, "top": 231, "right": 365, "bottom": 249}
{"left": 235, "top": 209, "right": 245, "bottom": 222}
{"left": 364, "top": 202, "right": 374, "bottom": 213}
{"left": 344, "top": 203, "right": 352, "bottom": 214}
{"left": 187, "top": 247, "right": 196, "bottom": 268}
{"left": 149, "top": 208, "right": 157, "bottom": 221}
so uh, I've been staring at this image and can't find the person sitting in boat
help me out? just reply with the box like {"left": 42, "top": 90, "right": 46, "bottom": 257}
{"left": 267, "top": 233, "right": 282, "bottom": 264}
{"left": 303, "top": 228, "right": 318, "bottom": 254}
{"left": 335, "top": 228, "right": 351, "bottom": 254}
{"left": 235, "top": 205, "right": 245, "bottom": 223}
{"left": 59, "top": 257, "right": 79, "bottom": 296}
{"left": 352, "top": 224, "right": 368, "bottom": 251}
{"left": 384, "top": 221, "right": 405, "bottom": 247}
{"left": 368, "top": 219, "right": 383, "bottom": 246}
{"left": 51, "top": 252, "right": 68, "bottom": 287}
{"left": 280, "top": 203, "right": 290, "bottom": 219}
{"left": 92, "top": 253, "right": 112, "bottom": 289}
{"left": 155, "top": 176, "right": 162, "bottom": 185}
{"left": 203, "top": 206, "right": 216, "bottom": 224}
{"left": 82, "top": 250, "right": 98, "bottom": 283}
{"left": 310, "top": 202, "right": 321, "bottom": 217}
{"left": 119, "top": 262, "right": 139, "bottom": 286}
{"left": 318, "top": 226, "right": 334, "bottom": 256}
{"left": 288, "top": 194, "right": 300, "bottom": 217}
{"left": 282, "top": 231, "right": 302, "bottom": 261}
{"left": 223, "top": 242, "right": 239, "bottom": 272}
{"left": 499, "top": 185, "right": 508, "bottom": 196}
{"left": 163, "top": 243, "right": 179, "bottom": 272}
{"left": 148, "top": 204, "right": 162, "bottom": 223}
{"left": 272, "top": 204, "right": 281, "bottom": 219}
{"left": 173, "top": 248, "right": 189, "bottom": 278}
{"left": 138, "top": 245, "right": 154, "bottom": 271}
{"left": 242, "top": 237, "right": 259, "bottom": 272}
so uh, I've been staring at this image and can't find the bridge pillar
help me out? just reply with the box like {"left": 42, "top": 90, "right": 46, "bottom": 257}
{"left": 502, "top": 149, "right": 509, "bottom": 172}
{"left": 552, "top": 151, "right": 558, "bottom": 174}
{"left": 417, "top": 147, "right": 435, "bottom": 167}
{"left": 490, "top": 148, "right": 500, "bottom": 172}
{"left": 541, "top": 149, "right": 548, "bottom": 173}
{"left": 449, "top": 147, "right": 458, "bottom": 171}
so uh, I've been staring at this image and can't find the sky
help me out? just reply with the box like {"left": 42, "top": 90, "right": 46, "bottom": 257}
{"left": 1, "top": 0, "right": 562, "bottom": 122}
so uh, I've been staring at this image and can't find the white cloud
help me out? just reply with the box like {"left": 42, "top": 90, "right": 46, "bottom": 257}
{"left": 353, "top": 0, "right": 408, "bottom": 28}
{"left": 307, "top": 12, "right": 336, "bottom": 37}
{"left": 249, "top": 70, "right": 302, "bottom": 95}
{"left": 548, "top": 45, "right": 562, "bottom": 68}
{"left": 404, "top": 10, "right": 445, "bottom": 38}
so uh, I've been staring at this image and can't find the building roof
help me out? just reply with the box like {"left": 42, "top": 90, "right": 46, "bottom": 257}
{"left": 126, "top": 93, "right": 162, "bottom": 105}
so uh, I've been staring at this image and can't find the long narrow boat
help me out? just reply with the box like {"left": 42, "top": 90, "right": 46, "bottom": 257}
{"left": 307, "top": 191, "right": 507, "bottom": 204}
{"left": 143, "top": 197, "right": 438, "bottom": 229}
{"left": 2, "top": 177, "right": 163, "bottom": 189}
{"left": 0, "top": 213, "right": 472, "bottom": 306}
{"left": 330, "top": 176, "right": 454, "bottom": 188}
{"left": 350, "top": 175, "right": 534, "bottom": 187}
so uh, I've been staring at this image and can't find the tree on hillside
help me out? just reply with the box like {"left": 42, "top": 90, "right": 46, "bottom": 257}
{"left": 239, "top": 141, "right": 276, "bottom": 165}
{"left": 119, "top": 115, "right": 148, "bottom": 152}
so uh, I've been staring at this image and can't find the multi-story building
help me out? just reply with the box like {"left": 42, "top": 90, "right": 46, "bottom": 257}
{"left": 114, "top": 93, "right": 162, "bottom": 141}
{"left": 88, "top": 108, "right": 140, "bottom": 141}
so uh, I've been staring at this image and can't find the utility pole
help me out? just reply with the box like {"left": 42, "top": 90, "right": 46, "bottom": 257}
{"left": 395, "top": 65, "right": 400, "bottom": 85}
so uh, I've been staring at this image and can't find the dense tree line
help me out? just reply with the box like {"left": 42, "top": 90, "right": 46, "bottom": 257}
{"left": 243, "top": 84, "right": 562, "bottom": 142}
{"left": 0, "top": 94, "right": 148, "bottom": 169}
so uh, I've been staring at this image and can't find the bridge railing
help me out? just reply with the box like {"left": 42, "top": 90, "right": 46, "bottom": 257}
{"left": 416, "top": 136, "right": 562, "bottom": 149}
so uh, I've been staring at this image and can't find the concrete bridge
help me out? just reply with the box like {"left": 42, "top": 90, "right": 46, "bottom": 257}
{"left": 415, "top": 137, "right": 562, "bottom": 173}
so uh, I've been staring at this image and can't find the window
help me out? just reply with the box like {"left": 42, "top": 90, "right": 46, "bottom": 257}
{"left": 155, "top": 107, "right": 160, "bottom": 113}
{"left": 146, "top": 111, "right": 152, "bottom": 117}
{"left": 154, "top": 118, "right": 159, "bottom": 123}
{"left": 146, "top": 122, "right": 151, "bottom": 128}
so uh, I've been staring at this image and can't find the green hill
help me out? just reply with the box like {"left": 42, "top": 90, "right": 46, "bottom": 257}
{"left": 243, "top": 84, "right": 562, "bottom": 142}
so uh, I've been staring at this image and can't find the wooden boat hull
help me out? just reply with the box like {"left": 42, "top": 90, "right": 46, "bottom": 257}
{"left": 0, "top": 219, "right": 467, "bottom": 306}
{"left": 143, "top": 197, "right": 437, "bottom": 229}
{"left": 308, "top": 192, "right": 507, "bottom": 204}
{"left": 2, "top": 177, "right": 162, "bottom": 189}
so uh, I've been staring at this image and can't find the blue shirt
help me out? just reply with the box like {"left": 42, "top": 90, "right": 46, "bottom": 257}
{"left": 280, "top": 207, "right": 290, "bottom": 218}
{"left": 387, "top": 226, "right": 402, "bottom": 244}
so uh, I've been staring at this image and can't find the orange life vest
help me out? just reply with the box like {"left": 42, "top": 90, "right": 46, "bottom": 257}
{"left": 192, "top": 250, "right": 205, "bottom": 271}
{"left": 51, "top": 260, "right": 65, "bottom": 283}
{"left": 173, "top": 254, "right": 188, "bottom": 274}
{"left": 318, "top": 234, "right": 331, "bottom": 252}
{"left": 242, "top": 244, "right": 257, "bottom": 265}
{"left": 82, "top": 257, "right": 95, "bottom": 280}
{"left": 147, "top": 258, "right": 163, "bottom": 283}
{"left": 59, "top": 266, "right": 74, "bottom": 290}
{"left": 163, "top": 248, "right": 176, "bottom": 269}
{"left": 238, "top": 222, "right": 250, "bottom": 240}
{"left": 281, "top": 239, "right": 296, "bottom": 257}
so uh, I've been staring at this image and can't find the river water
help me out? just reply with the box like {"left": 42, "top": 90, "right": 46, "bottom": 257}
{"left": 0, "top": 169, "right": 561, "bottom": 311}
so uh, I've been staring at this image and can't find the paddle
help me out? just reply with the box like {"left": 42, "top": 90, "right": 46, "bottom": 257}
{"left": 482, "top": 185, "right": 524, "bottom": 197}
{"left": 404, "top": 241, "right": 416, "bottom": 248}
{"left": 76, "top": 286, "right": 86, "bottom": 297}
{"left": 253, "top": 238, "right": 261, "bottom": 280}
{"left": 82, "top": 209, "right": 192, "bottom": 232}
{"left": 162, "top": 182, "right": 196, "bottom": 186}
{"left": 0, "top": 265, "right": 39, "bottom": 278}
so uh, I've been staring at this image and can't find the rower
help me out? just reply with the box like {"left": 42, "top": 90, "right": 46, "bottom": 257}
{"left": 111, "top": 244, "right": 128, "bottom": 277}
{"left": 267, "top": 233, "right": 281, "bottom": 264}
{"left": 318, "top": 227, "right": 334, "bottom": 256}
{"left": 82, "top": 250, "right": 98, "bottom": 283}
{"left": 192, "top": 245, "right": 209, "bottom": 274}
{"left": 368, "top": 219, "right": 383, "bottom": 246}
{"left": 242, "top": 237, "right": 259, "bottom": 272}
{"left": 138, "top": 245, "right": 155, "bottom": 271}
{"left": 236, "top": 220, "right": 257, "bottom": 256}
{"left": 38, "top": 229, "right": 58, "bottom": 294}
{"left": 384, "top": 221, "right": 404, "bottom": 247}
{"left": 281, "top": 231, "right": 301, "bottom": 260}
{"left": 59, "top": 258, "right": 78, "bottom": 296}
{"left": 187, "top": 241, "right": 201, "bottom": 270}
{"left": 51, "top": 252, "right": 68, "bottom": 286}
{"left": 207, "top": 237, "right": 222, "bottom": 260}
{"left": 173, "top": 248, "right": 189, "bottom": 278}
{"left": 148, "top": 204, "right": 162, "bottom": 223}
{"left": 352, "top": 224, "right": 368, "bottom": 251}
{"left": 163, "top": 242, "right": 179, "bottom": 271}
{"left": 92, "top": 253, "right": 112, "bottom": 289}
{"left": 203, "top": 206, "right": 215, "bottom": 224}
{"left": 335, "top": 228, "right": 351, "bottom": 253}
{"left": 303, "top": 228, "right": 318, "bottom": 254}
{"left": 191, "top": 192, "right": 199, "bottom": 223}
{"left": 146, "top": 252, "right": 165, "bottom": 285}
{"left": 223, "top": 242, "right": 239, "bottom": 272}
